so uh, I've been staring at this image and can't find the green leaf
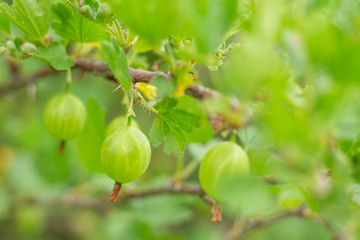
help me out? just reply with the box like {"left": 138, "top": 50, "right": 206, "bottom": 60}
{"left": 100, "top": 37, "right": 132, "bottom": 91}
{"left": 220, "top": 176, "right": 275, "bottom": 215}
{"left": 77, "top": 98, "right": 106, "bottom": 172}
{"left": 34, "top": 43, "right": 74, "bottom": 70}
{"left": 237, "top": 125, "right": 272, "bottom": 150}
{"left": 276, "top": 184, "right": 306, "bottom": 209}
{"left": 148, "top": 117, "right": 164, "bottom": 147}
{"left": 106, "top": 0, "right": 238, "bottom": 53}
{"left": 0, "top": 188, "right": 10, "bottom": 218}
{"left": 188, "top": 0, "right": 239, "bottom": 54}
{"left": 34, "top": 138, "right": 71, "bottom": 183}
{"left": 151, "top": 75, "right": 175, "bottom": 100}
{"left": 105, "top": 0, "right": 182, "bottom": 47}
{"left": 149, "top": 97, "right": 199, "bottom": 155}
{"left": 0, "top": 0, "right": 51, "bottom": 41}
{"left": 84, "top": 0, "right": 100, "bottom": 8}
{"left": 130, "top": 194, "right": 195, "bottom": 226}
{"left": 78, "top": 0, "right": 114, "bottom": 24}
{"left": 352, "top": 184, "right": 360, "bottom": 206}
{"left": 51, "top": 1, "right": 109, "bottom": 42}
{"left": 0, "top": 13, "right": 10, "bottom": 35}
{"left": 176, "top": 95, "right": 215, "bottom": 142}
{"left": 94, "top": 2, "right": 114, "bottom": 24}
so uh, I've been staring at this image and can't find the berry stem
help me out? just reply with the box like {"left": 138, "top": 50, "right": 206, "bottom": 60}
{"left": 127, "top": 93, "right": 135, "bottom": 117}
{"left": 58, "top": 140, "right": 66, "bottom": 154}
{"left": 109, "top": 182, "right": 122, "bottom": 203}
{"left": 65, "top": 68, "right": 72, "bottom": 93}
{"left": 127, "top": 115, "right": 132, "bottom": 127}
{"left": 230, "top": 133, "right": 236, "bottom": 143}
{"left": 211, "top": 202, "right": 222, "bottom": 223}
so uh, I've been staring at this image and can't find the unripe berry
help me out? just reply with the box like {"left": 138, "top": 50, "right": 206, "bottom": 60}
{"left": 199, "top": 142, "right": 249, "bottom": 201}
{"left": 101, "top": 126, "right": 151, "bottom": 183}
{"left": 105, "top": 116, "right": 139, "bottom": 137}
{"left": 44, "top": 93, "right": 86, "bottom": 140}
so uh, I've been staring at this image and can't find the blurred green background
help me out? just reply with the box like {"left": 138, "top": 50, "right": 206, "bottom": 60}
{"left": 2, "top": 0, "right": 360, "bottom": 239}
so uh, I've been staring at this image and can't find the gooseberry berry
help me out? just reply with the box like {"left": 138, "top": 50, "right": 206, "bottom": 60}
{"left": 44, "top": 93, "right": 86, "bottom": 141}
{"left": 105, "top": 116, "right": 140, "bottom": 137}
{"left": 199, "top": 142, "right": 249, "bottom": 201}
{"left": 101, "top": 125, "right": 151, "bottom": 184}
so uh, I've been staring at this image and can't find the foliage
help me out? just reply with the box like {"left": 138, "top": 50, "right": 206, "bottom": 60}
{"left": 1, "top": 0, "right": 360, "bottom": 239}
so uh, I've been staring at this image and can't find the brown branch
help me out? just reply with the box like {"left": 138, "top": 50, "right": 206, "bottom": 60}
{"left": 119, "top": 183, "right": 221, "bottom": 221}
{"left": 186, "top": 84, "right": 219, "bottom": 98}
{"left": 227, "top": 204, "right": 309, "bottom": 240}
{"left": 19, "top": 183, "right": 218, "bottom": 218}
{"left": 0, "top": 58, "right": 232, "bottom": 131}
{"left": 120, "top": 183, "right": 216, "bottom": 210}
{"left": 74, "top": 58, "right": 172, "bottom": 83}
{"left": 0, "top": 65, "right": 55, "bottom": 94}
{"left": 120, "top": 183, "right": 222, "bottom": 222}
{"left": 0, "top": 59, "right": 214, "bottom": 100}
{"left": 122, "top": 183, "right": 204, "bottom": 198}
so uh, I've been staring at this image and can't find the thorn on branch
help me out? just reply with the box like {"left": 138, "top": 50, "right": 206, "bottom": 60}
{"left": 109, "top": 182, "right": 122, "bottom": 203}
{"left": 112, "top": 84, "right": 122, "bottom": 93}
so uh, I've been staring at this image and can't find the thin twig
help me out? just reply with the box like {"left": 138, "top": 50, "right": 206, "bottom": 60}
{"left": 115, "top": 183, "right": 221, "bottom": 222}
{"left": 73, "top": 58, "right": 172, "bottom": 82}
{"left": 121, "top": 183, "right": 211, "bottom": 204}
{"left": 0, "top": 65, "right": 55, "bottom": 94}
{"left": 18, "top": 183, "right": 221, "bottom": 221}
{"left": 186, "top": 83, "right": 219, "bottom": 98}
{"left": 227, "top": 204, "right": 308, "bottom": 240}
{"left": 20, "top": 183, "right": 211, "bottom": 208}
{"left": 0, "top": 59, "right": 216, "bottom": 100}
